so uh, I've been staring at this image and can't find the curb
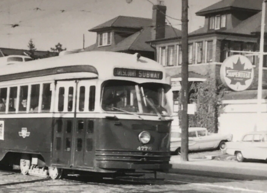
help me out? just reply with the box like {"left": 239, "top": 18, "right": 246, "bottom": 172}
{"left": 169, "top": 162, "right": 267, "bottom": 180}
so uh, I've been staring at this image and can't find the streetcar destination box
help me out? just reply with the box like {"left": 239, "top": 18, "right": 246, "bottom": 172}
{"left": 114, "top": 68, "right": 163, "bottom": 79}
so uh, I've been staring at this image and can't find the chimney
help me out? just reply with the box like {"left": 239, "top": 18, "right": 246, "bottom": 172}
{"left": 151, "top": 0, "right": 166, "bottom": 40}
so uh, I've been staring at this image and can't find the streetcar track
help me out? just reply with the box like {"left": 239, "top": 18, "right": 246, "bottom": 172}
{"left": 0, "top": 178, "right": 50, "bottom": 187}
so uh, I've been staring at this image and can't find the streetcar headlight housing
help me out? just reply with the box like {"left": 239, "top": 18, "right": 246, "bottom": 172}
{"left": 138, "top": 131, "right": 151, "bottom": 144}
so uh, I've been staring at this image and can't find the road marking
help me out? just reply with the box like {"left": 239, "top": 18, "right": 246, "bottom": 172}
{"left": 167, "top": 180, "right": 266, "bottom": 193}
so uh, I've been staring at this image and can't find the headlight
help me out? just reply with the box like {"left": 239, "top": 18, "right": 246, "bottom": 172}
{"left": 138, "top": 131, "right": 151, "bottom": 144}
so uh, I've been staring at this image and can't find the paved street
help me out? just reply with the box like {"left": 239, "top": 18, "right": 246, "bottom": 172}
{"left": 0, "top": 164, "right": 267, "bottom": 193}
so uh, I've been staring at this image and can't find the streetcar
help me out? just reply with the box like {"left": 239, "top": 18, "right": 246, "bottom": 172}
{"left": 0, "top": 51, "right": 172, "bottom": 180}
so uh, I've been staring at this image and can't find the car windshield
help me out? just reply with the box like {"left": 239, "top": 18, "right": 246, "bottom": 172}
{"left": 197, "top": 130, "right": 206, "bottom": 137}
{"left": 101, "top": 80, "right": 170, "bottom": 116}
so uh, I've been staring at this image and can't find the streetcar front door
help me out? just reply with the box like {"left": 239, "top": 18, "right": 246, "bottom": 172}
{"left": 51, "top": 80, "right": 95, "bottom": 168}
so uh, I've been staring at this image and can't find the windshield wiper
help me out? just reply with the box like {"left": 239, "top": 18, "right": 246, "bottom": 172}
{"left": 111, "top": 107, "right": 143, "bottom": 120}
{"left": 145, "top": 97, "right": 163, "bottom": 120}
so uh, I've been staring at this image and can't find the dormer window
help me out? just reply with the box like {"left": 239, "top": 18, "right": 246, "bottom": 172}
{"left": 98, "top": 32, "right": 112, "bottom": 47}
{"left": 209, "top": 14, "right": 226, "bottom": 30}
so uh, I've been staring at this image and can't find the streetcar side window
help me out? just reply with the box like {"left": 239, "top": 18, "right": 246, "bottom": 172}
{"left": 68, "top": 87, "right": 74, "bottom": 112}
{"left": 9, "top": 87, "right": 17, "bottom": 112}
{"left": 0, "top": 88, "right": 7, "bottom": 113}
{"left": 79, "top": 86, "right": 85, "bottom": 111}
{"left": 41, "top": 83, "right": 52, "bottom": 112}
{"left": 89, "top": 86, "right": 95, "bottom": 111}
{"left": 19, "top": 85, "right": 28, "bottom": 112}
{"left": 58, "top": 87, "right": 65, "bottom": 112}
{"left": 30, "top": 84, "right": 40, "bottom": 112}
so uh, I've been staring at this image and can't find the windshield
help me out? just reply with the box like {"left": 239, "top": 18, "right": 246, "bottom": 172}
{"left": 101, "top": 80, "right": 170, "bottom": 116}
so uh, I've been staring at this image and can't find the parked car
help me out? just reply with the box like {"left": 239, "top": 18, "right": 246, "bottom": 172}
{"left": 170, "top": 127, "right": 233, "bottom": 155}
{"left": 225, "top": 131, "right": 267, "bottom": 162}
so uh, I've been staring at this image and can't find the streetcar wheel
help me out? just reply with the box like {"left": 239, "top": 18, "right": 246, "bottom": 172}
{"left": 48, "top": 166, "right": 62, "bottom": 180}
{"left": 20, "top": 158, "right": 31, "bottom": 175}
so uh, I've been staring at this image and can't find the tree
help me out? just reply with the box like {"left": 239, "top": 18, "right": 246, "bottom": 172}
{"left": 27, "top": 39, "right": 37, "bottom": 59}
{"left": 187, "top": 73, "right": 225, "bottom": 133}
{"left": 50, "top": 43, "right": 66, "bottom": 53}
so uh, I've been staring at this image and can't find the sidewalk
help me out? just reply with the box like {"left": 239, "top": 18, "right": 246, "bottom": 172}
{"left": 169, "top": 155, "right": 267, "bottom": 179}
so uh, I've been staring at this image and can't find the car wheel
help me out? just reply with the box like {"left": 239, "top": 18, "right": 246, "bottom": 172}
{"left": 219, "top": 141, "right": 226, "bottom": 150}
{"left": 236, "top": 152, "right": 244, "bottom": 162}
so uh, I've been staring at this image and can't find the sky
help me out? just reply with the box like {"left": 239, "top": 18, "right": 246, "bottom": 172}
{"left": 0, "top": 0, "right": 220, "bottom": 51}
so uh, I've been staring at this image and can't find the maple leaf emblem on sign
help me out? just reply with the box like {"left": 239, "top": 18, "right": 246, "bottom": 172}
{"left": 225, "top": 57, "right": 253, "bottom": 85}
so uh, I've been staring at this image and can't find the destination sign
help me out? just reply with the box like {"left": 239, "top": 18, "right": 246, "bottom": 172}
{"left": 114, "top": 68, "right": 163, "bottom": 80}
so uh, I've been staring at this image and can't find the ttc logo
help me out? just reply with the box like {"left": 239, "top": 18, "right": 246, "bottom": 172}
{"left": 19, "top": 127, "right": 30, "bottom": 138}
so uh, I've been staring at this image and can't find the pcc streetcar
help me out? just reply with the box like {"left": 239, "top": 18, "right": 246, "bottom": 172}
{"left": 0, "top": 51, "right": 172, "bottom": 180}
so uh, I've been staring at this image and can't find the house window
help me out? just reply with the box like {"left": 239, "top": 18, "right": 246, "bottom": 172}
{"left": 98, "top": 32, "right": 112, "bottom": 46}
{"left": 209, "top": 14, "right": 226, "bottom": 30}
{"left": 221, "top": 14, "right": 226, "bottom": 28}
{"left": 206, "top": 41, "right": 213, "bottom": 63}
{"left": 209, "top": 16, "right": 215, "bottom": 30}
{"left": 172, "top": 91, "right": 179, "bottom": 113}
{"left": 176, "top": 45, "right": 182, "bottom": 65}
{"left": 167, "top": 45, "right": 175, "bottom": 66}
{"left": 215, "top": 15, "right": 221, "bottom": 29}
{"left": 196, "top": 42, "right": 203, "bottom": 63}
{"left": 244, "top": 43, "right": 256, "bottom": 65}
{"left": 188, "top": 44, "right": 193, "bottom": 64}
{"left": 159, "top": 46, "right": 166, "bottom": 66}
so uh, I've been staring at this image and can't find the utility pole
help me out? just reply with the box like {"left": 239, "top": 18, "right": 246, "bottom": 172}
{"left": 180, "top": 0, "right": 189, "bottom": 161}
{"left": 256, "top": 0, "right": 266, "bottom": 131}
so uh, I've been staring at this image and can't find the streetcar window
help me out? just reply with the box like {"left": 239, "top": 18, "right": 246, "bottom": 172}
{"left": 30, "top": 84, "right": 40, "bottom": 112}
{"left": 56, "top": 137, "right": 61, "bottom": 150}
{"left": 65, "top": 138, "right": 71, "bottom": 151}
{"left": 9, "top": 87, "right": 17, "bottom": 112}
{"left": 41, "top": 83, "right": 52, "bottom": 112}
{"left": 19, "top": 85, "right": 28, "bottom": 112}
{"left": 58, "top": 87, "right": 65, "bottom": 112}
{"left": 0, "top": 88, "right": 7, "bottom": 112}
{"left": 87, "top": 120, "right": 94, "bottom": 134}
{"left": 89, "top": 86, "right": 95, "bottom": 111}
{"left": 68, "top": 87, "right": 74, "bottom": 112}
{"left": 79, "top": 86, "right": 85, "bottom": 111}
{"left": 77, "top": 138, "right": 82, "bottom": 151}
{"left": 86, "top": 138, "right": 93, "bottom": 151}
{"left": 66, "top": 120, "right": 72, "bottom": 134}
{"left": 56, "top": 120, "right": 62, "bottom": 133}
{"left": 77, "top": 120, "right": 84, "bottom": 133}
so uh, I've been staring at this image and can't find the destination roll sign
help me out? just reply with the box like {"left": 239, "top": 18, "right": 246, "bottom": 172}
{"left": 114, "top": 68, "right": 163, "bottom": 80}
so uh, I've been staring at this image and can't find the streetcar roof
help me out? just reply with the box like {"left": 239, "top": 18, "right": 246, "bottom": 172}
{"left": 0, "top": 51, "right": 169, "bottom": 85}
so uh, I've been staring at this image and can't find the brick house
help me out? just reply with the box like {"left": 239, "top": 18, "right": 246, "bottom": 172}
{"left": 149, "top": 0, "right": 267, "bottom": 140}
{"left": 84, "top": 3, "right": 181, "bottom": 60}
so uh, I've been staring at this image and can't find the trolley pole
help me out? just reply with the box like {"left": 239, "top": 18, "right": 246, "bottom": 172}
{"left": 180, "top": 0, "right": 189, "bottom": 161}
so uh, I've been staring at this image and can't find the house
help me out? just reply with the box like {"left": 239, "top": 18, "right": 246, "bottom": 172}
{"left": 149, "top": 0, "right": 267, "bottom": 140}
{"left": 84, "top": 3, "right": 181, "bottom": 60}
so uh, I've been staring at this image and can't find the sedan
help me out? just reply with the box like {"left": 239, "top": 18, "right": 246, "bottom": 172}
{"left": 225, "top": 130, "right": 267, "bottom": 162}
{"left": 170, "top": 127, "right": 233, "bottom": 155}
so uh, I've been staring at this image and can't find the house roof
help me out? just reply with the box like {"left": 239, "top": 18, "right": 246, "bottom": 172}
{"left": 170, "top": 71, "right": 206, "bottom": 80}
{"left": 190, "top": 4, "right": 267, "bottom": 36}
{"left": 84, "top": 25, "right": 181, "bottom": 52}
{"left": 196, "top": 0, "right": 262, "bottom": 16}
{"left": 89, "top": 16, "right": 152, "bottom": 32}
{"left": 0, "top": 47, "right": 57, "bottom": 58}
